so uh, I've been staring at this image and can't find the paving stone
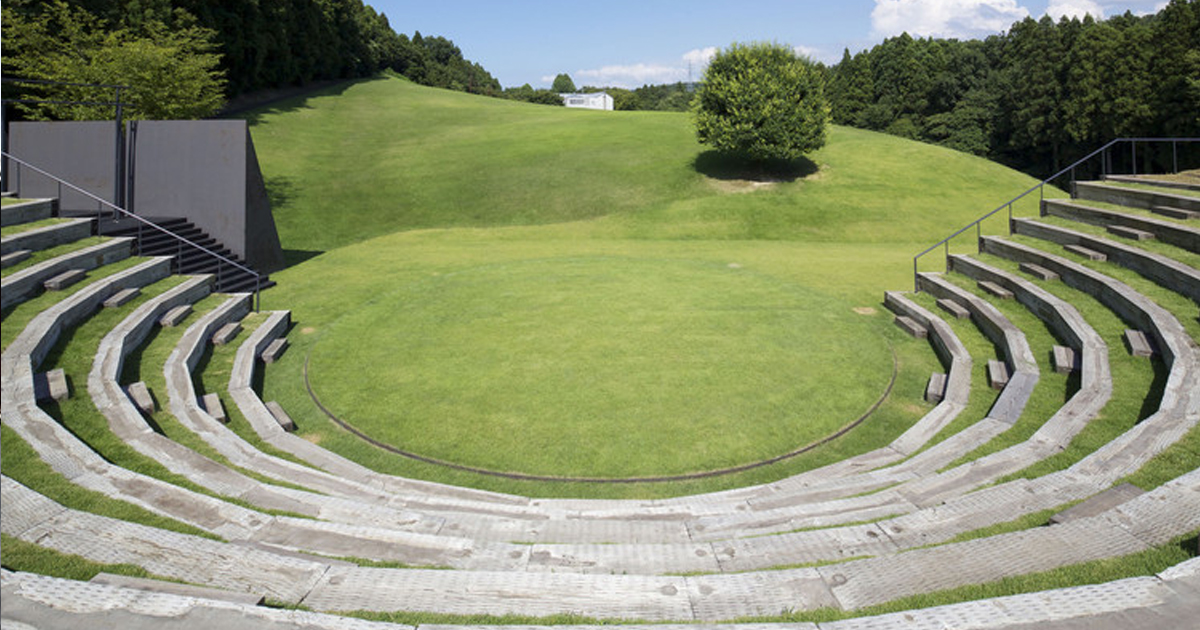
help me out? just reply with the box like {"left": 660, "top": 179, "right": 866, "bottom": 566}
{"left": 1064, "top": 243, "right": 1107, "bottom": 261}
{"left": 202, "top": 392, "right": 228, "bottom": 423}
{"left": 936, "top": 297, "right": 970, "bottom": 319}
{"left": 159, "top": 304, "right": 192, "bottom": 327}
{"left": 43, "top": 268, "right": 86, "bottom": 291}
{"left": 893, "top": 315, "right": 927, "bottom": 338}
{"left": 265, "top": 400, "right": 297, "bottom": 432}
{"left": 1050, "top": 483, "right": 1145, "bottom": 525}
{"left": 125, "top": 381, "right": 156, "bottom": 414}
{"left": 103, "top": 287, "right": 140, "bottom": 308}
{"left": 987, "top": 359, "right": 1010, "bottom": 390}
{"left": 212, "top": 321, "right": 242, "bottom": 345}
{"left": 977, "top": 280, "right": 1013, "bottom": 299}
{"left": 262, "top": 337, "right": 289, "bottom": 363}
{"left": 1107, "top": 224, "right": 1155, "bottom": 241}
{"left": 1019, "top": 261, "right": 1059, "bottom": 281}
{"left": 1, "top": 248, "right": 32, "bottom": 269}
{"left": 1122, "top": 329, "right": 1157, "bottom": 357}
{"left": 925, "top": 372, "right": 947, "bottom": 403}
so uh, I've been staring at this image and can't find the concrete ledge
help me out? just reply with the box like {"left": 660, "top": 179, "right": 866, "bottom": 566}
{"left": 265, "top": 401, "right": 297, "bottom": 432}
{"left": 977, "top": 280, "right": 1013, "bottom": 299}
{"left": 936, "top": 298, "right": 970, "bottom": 320}
{"left": 925, "top": 372, "right": 947, "bottom": 404}
{"left": 1050, "top": 483, "right": 1145, "bottom": 524}
{"left": 893, "top": 315, "right": 927, "bottom": 338}
{"left": 987, "top": 359, "right": 1010, "bottom": 390}
{"left": 1052, "top": 345, "right": 1080, "bottom": 374}
{"left": 43, "top": 268, "right": 87, "bottom": 291}
{"left": 0, "top": 198, "right": 54, "bottom": 227}
{"left": 90, "top": 572, "right": 266, "bottom": 606}
{"left": 160, "top": 304, "right": 193, "bottom": 327}
{"left": 1123, "top": 329, "right": 1158, "bottom": 358}
{"left": 103, "top": 287, "right": 141, "bottom": 308}
{"left": 1108, "top": 224, "right": 1156, "bottom": 241}
{"left": 261, "top": 337, "right": 289, "bottom": 363}
{"left": 202, "top": 392, "right": 228, "bottom": 423}
{"left": 1018, "top": 261, "right": 1059, "bottom": 281}
{"left": 1064, "top": 243, "right": 1106, "bottom": 261}
{"left": 213, "top": 321, "right": 242, "bottom": 345}
{"left": 0, "top": 218, "right": 93, "bottom": 256}
{"left": 1, "top": 248, "right": 32, "bottom": 269}
{"left": 126, "top": 381, "right": 157, "bottom": 414}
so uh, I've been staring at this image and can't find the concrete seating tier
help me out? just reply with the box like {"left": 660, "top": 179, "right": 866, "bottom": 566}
{"left": 0, "top": 198, "right": 54, "bottom": 227}
{"left": 0, "top": 217, "right": 93, "bottom": 256}
{"left": 1042, "top": 198, "right": 1200, "bottom": 253}
{"left": 1075, "top": 180, "right": 1200, "bottom": 214}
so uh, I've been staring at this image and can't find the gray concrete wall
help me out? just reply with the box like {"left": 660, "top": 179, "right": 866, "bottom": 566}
{"left": 8, "top": 121, "right": 118, "bottom": 212}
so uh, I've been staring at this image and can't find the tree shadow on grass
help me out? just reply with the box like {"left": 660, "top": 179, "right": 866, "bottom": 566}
{"left": 264, "top": 175, "right": 324, "bottom": 269}
{"left": 693, "top": 150, "right": 819, "bottom": 183}
{"left": 222, "top": 75, "right": 390, "bottom": 124}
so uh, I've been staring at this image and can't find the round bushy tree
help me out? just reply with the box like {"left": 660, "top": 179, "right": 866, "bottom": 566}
{"left": 693, "top": 42, "right": 831, "bottom": 163}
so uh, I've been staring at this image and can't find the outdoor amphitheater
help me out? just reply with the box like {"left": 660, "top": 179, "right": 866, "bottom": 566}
{"left": 1, "top": 79, "right": 1198, "bottom": 629}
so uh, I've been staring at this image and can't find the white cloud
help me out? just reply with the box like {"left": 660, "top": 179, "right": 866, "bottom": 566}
{"left": 682, "top": 46, "right": 718, "bottom": 68}
{"left": 570, "top": 47, "right": 719, "bottom": 89}
{"left": 871, "top": 0, "right": 1029, "bottom": 39}
{"left": 1046, "top": 0, "right": 1104, "bottom": 19}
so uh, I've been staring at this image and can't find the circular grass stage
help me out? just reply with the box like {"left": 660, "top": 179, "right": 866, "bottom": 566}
{"left": 305, "top": 256, "right": 895, "bottom": 480}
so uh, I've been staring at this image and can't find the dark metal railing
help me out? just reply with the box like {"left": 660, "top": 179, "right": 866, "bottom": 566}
{"left": 912, "top": 137, "right": 1199, "bottom": 291}
{"left": 2, "top": 151, "right": 262, "bottom": 310}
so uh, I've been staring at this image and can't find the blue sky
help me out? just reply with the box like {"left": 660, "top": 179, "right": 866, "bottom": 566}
{"left": 370, "top": 0, "right": 1168, "bottom": 89}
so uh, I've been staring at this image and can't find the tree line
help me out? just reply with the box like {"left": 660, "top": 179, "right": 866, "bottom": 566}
{"left": 825, "top": 0, "right": 1199, "bottom": 176}
{"left": 2, "top": 0, "right": 501, "bottom": 120}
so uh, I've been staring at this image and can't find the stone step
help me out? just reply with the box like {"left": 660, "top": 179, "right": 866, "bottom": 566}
{"left": 266, "top": 400, "right": 297, "bottom": 432}
{"left": 1018, "top": 261, "right": 1059, "bottom": 281}
{"left": 1151, "top": 205, "right": 1198, "bottom": 220}
{"left": 90, "top": 572, "right": 265, "bottom": 606}
{"left": 893, "top": 314, "right": 927, "bottom": 338}
{"left": 43, "top": 268, "right": 87, "bottom": 291}
{"left": 987, "top": 359, "right": 1010, "bottom": 390}
{"left": 1123, "top": 329, "right": 1158, "bottom": 358}
{"left": 261, "top": 337, "right": 289, "bottom": 363}
{"left": 33, "top": 368, "right": 69, "bottom": 403}
{"left": 977, "top": 280, "right": 1013, "bottom": 299}
{"left": 1063, "top": 243, "right": 1107, "bottom": 261}
{"left": 936, "top": 297, "right": 970, "bottom": 320}
{"left": 925, "top": 372, "right": 947, "bottom": 404}
{"left": 126, "top": 381, "right": 157, "bottom": 415}
{"left": 1052, "top": 345, "right": 1080, "bottom": 374}
{"left": 201, "top": 392, "right": 228, "bottom": 423}
{"left": 1107, "top": 224, "right": 1156, "bottom": 241}
{"left": 212, "top": 321, "right": 242, "bottom": 345}
{"left": 159, "top": 303, "right": 193, "bottom": 327}
{"left": 103, "top": 287, "right": 141, "bottom": 308}
{"left": 1049, "top": 483, "right": 1146, "bottom": 525}
{"left": 1, "top": 248, "right": 32, "bottom": 269}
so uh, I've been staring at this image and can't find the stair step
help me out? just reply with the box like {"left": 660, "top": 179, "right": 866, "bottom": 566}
{"left": 1063, "top": 244, "right": 1106, "bottom": 261}
{"left": 43, "top": 268, "right": 87, "bottom": 291}
{"left": 159, "top": 304, "right": 193, "bottom": 327}
{"left": 977, "top": 280, "right": 1013, "bottom": 299}
{"left": 212, "top": 322, "right": 243, "bottom": 345}
{"left": 103, "top": 287, "right": 142, "bottom": 308}
{"left": 1050, "top": 483, "right": 1145, "bottom": 524}
{"left": 936, "top": 298, "right": 971, "bottom": 320}
{"left": 34, "top": 368, "right": 69, "bottom": 403}
{"left": 893, "top": 315, "right": 927, "bottom": 339}
{"left": 90, "top": 573, "right": 264, "bottom": 607}
{"left": 201, "top": 392, "right": 228, "bottom": 423}
{"left": 987, "top": 359, "right": 1010, "bottom": 390}
{"left": 1052, "top": 345, "right": 1080, "bottom": 374}
{"left": 1123, "top": 329, "right": 1158, "bottom": 358}
{"left": 1019, "top": 261, "right": 1059, "bottom": 281}
{"left": 126, "top": 381, "right": 157, "bottom": 415}
{"left": 261, "top": 337, "right": 289, "bottom": 363}
{"left": 1151, "top": 205, "right": 1199, "bottom": 220}
{"left": 1, "top": 249, "right": 32, "bottom": 269}
{"left": 1107, "top": 224, "right": 1155, "bottom": 241}
{"left": 265, "top": 400, "right": 297, "bottom": 432}
{"left": 925, "top": 372, "right": 948, "bottom": 404}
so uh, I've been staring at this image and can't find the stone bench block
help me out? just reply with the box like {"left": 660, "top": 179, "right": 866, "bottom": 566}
{"left": 90, "top": 572, "right": 265, "bottom": 606}
{"left": 1107, "top": 224, "right": 1155, "bottom": 241}
{"left": 1018, "top": 261, "right": 1059, "bottom": 281}
{"left": 159, "top": 304, "right": 193, "bottom": 327}
{"left": 893, "top": 315, "right": 927, "bottom": 339}
{"left": 265, "top": 400, "right": 297, "bottom": 432}
{"left": 1052, "top": 345, "right": 1080, "bottom": 374}
{"left": 212, "top": 322, "right": 243, "bottom": 345}
{"left": 1049, "top": 483, "right": 1145, "bottom": 525}
{"left": 935, "top": 298, "right": 970, "bottom": 320}
{"left": 202, "top": 392, "right": 228, "bottom": 423}
{"left": 34, "top": 368, "right": 70, "bottom": 403}
{"left": 1123, "top": 329, "right": 1157, "bottom": 358}
{"left": 44, "top": 268, "right": 87, "bottom": 291}
{"left": 261, "top": 337, "right": 289, "bottom": 363}
{"left": 1, "top": 248, "right": 32, "bottom": 269}
{"left": 977, "top": 280, "right": 1013, "bottom": 299}
{"left": 103, "top": 287, "right": 141, "bottom": 308}
{"left": 1151, "top": 205, "right": 1198, "bottom": 220}
{"left": 126, "top": 381, "right": 157, "bottom": 415}
{"left": 987, "top": 359, "right": 1010, "bottom": 390}
{"left": 1063, "top": 244, "right": 1106, "bottom": 261}
{"left": 925, "top": 372, "right": 947, "bottom": 404}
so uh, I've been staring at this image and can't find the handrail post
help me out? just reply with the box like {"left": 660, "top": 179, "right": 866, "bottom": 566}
{"left": 1173, "top": 140, "right": 1179, "bottom": 174}
{"left": 1007, "top": 202, "right": 1013, "bottom": 234}
{"left": 1131, "top": 141, "right": 1137, "bottom": 176}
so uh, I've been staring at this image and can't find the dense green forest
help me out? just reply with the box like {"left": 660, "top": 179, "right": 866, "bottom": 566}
{"left": 825, "top": 0, "right": 1200, "bottom": 175}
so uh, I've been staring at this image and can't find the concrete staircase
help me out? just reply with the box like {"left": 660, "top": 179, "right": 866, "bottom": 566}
{"left": 1, "top": 174, "right": 1198, "bottom": 628}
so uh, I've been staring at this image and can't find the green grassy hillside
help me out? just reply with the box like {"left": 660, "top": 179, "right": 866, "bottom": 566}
{"left": 248, "top": 74, "right": 1063, "bottom": 497}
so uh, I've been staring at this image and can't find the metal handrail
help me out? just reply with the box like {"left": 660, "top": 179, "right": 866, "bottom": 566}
{"left": 2, "top": 151, "right": 262, "bottom": 310}
{"left": 912, "top": 137, "right": 1199, "bottom": 291}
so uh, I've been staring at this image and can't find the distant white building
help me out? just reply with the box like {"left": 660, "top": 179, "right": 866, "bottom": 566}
{"left": 560, "top": 92, "right": 614, "bottom": 111}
